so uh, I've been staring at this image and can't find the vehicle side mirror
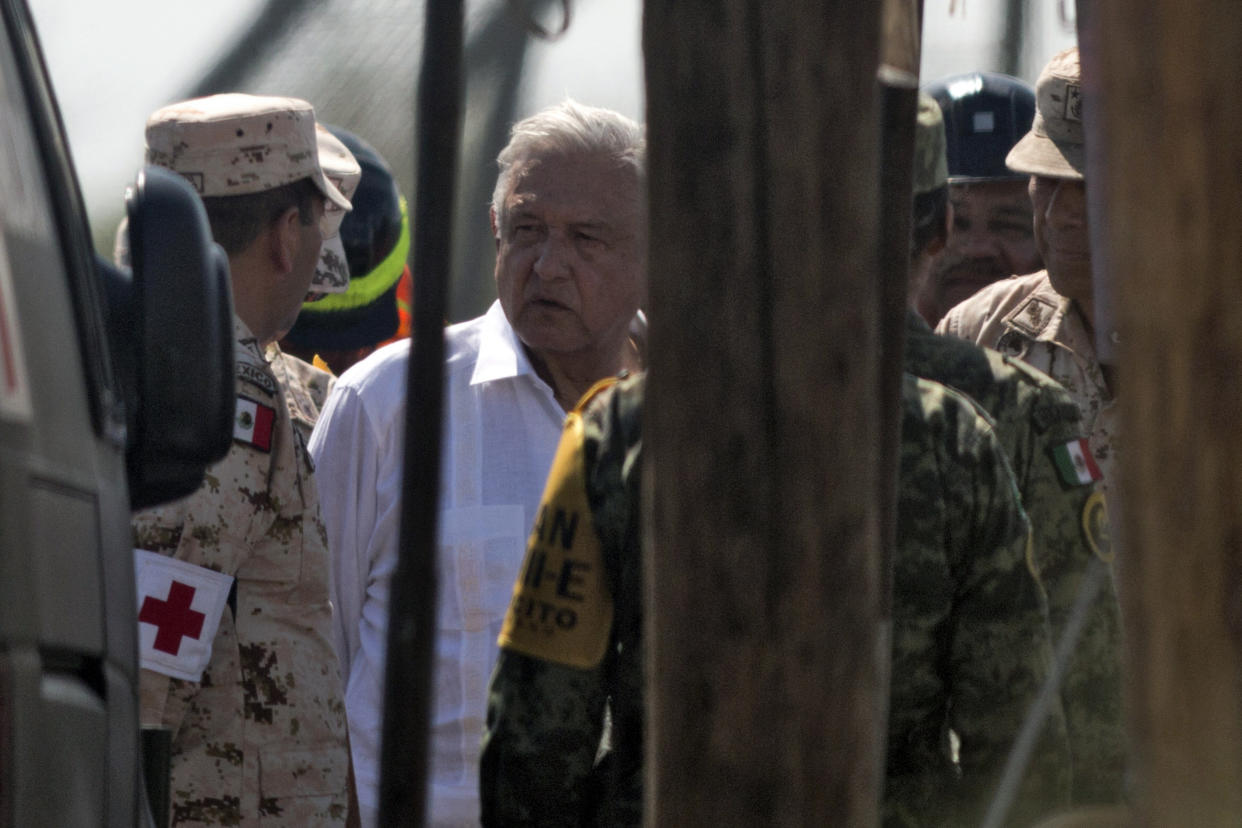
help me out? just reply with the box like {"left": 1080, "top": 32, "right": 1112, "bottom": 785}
{"left": 112, "top": 166, "right": 234, "bottom": 510}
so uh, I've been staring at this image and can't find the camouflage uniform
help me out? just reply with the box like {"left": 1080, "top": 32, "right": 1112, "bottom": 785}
{"left": 936, "top": 271, "right": 1117, "bottom": 492}
{"left": 887, "top": 373, "right": 1070, "bottom": 827}
{"left": 480, "top": 372, "right": 643, "bottom": 827}
{"left": 267, "top": 343, "right": 335, "bottom": 443}
{"left": 905, "top": 309, "right": 1123, "bottom": 805}
{"left": 481, "top": 372, "right": 1070, "bottom": 827}
{"left": 134, "top": 317, "right": 350, "bottom": 826}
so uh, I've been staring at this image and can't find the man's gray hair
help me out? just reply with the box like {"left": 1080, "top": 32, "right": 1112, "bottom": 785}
{"left": 491, "top": 99, "right": 646, "bottom": 228}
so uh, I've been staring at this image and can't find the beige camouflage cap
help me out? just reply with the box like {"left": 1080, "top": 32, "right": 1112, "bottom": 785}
{"left": 145, "top": 93, "right": 353, "bottom": 210}
{"left": 312, "top": 125, "right": 362, "bottom": 294}
{"left": 913, "top": 91, "right": 948, "bottom": 195}
{"left": 1006, "top": 47, "right": 1084, "bottom": 180}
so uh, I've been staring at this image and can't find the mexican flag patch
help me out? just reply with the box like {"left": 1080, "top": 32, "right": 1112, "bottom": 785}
{"left": 234, "top": 395, "right": 275, "bottom": 452}
{"left": 1051, "top": 437, "right": 1102, "bottom": 486}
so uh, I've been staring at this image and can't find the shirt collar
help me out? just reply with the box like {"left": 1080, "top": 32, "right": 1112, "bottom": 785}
{"left": 1001, "top": 271, "right": 1072, "bottom": 344}
{"left": 1000, "top": 271, "right": 1102, "bottom": 365}
{"left": 470, "top": 300, "right": 539, "bottom": 386}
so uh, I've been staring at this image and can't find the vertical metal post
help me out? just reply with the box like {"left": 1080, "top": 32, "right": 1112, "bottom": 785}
{"left": 380, "top": 0, "right": 461, "bottom": 823}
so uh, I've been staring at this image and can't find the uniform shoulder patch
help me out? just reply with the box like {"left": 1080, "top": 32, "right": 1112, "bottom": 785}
{"left": 134, "top": 549, "right": 234, "bottom": 682}
{"left": 1081, "top": 490, "right": 1113, "bottom": 563}
{"left": 1050, "top": 437, "right": 1103, "bottom": 486}
{"left": 236, "top": 361, "right": 278, "bottom": 396}
{"left": 498, "top": 412, "right": 614, "bottom": 669}
{"left": 234, "top": 395, "right": 276, "bottom": 452}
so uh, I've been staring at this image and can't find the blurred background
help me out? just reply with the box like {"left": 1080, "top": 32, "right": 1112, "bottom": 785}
{"left": 30, "top": 0, "right": 1074, "bottom": 323}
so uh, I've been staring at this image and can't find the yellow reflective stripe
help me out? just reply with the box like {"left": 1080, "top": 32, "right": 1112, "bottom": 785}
{"left": 498, "top": 412, "right": 614, "bottom": 668}
{"left": 299, "top": 197, "right": 411, "bottom": 314}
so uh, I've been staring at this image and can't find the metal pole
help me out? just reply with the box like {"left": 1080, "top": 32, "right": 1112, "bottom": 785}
{"left": 378, "top": 0, "right": 461, "bottom": 823}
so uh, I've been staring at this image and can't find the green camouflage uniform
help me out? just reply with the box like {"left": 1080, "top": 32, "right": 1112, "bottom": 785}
{"left": 482, "top": 371, "right": 1069, "bottom": 826}
{"left": 886, "top": 373, "right": 1070, "bottom": 827}
{"left": 481, "top": 372, "right": 644, "bottom": 827}
{"left": 904, "top": 309, "right": 1124, "bottom": 805}
{"left": 133, "top": 317, "right": 350, "bottom": 826}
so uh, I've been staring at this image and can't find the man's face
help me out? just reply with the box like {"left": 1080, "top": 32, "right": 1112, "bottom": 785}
{"left": 917, "top": 179, "right": 1041, "bottom": 324}
{"left": 1030, "top": 175, "right": 1092, "bottom": 306}
{"left": 493, "top": 152, "right": 646, "bottom": 362}
{"left": 276, "top": 197, "right": 326, "bottom": 337}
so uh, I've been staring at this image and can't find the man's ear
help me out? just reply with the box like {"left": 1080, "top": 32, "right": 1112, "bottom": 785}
{"left": 269, "top": 206, "right": 302, "bottom": 273}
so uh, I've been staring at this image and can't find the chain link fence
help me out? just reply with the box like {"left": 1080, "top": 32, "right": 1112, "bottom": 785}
{"left": 183, "top": 0, "right": 560, "bottom": 321}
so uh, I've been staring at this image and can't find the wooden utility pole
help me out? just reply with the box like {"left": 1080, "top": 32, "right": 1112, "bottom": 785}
{"left": 644, "top": 2, "right": 887, "bottom": 824}
{"left": 1084, "top": 1, "right": 1242, "bottom": 823}
{"left": 876, "top": 0, "right": 923, "bottom": 645}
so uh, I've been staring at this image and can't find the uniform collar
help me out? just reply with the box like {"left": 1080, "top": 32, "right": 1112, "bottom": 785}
{"left": 998, "top": 271, "right": 1104, "bottom": 377}
{"left": 905, "top": 307, "right": 934, "bottom": 335}
{"left": 1000, "top": 271, "right": 1074, "bottom": 344}
{"left": 233, "top": 315, "right": 269, "bottom": 366}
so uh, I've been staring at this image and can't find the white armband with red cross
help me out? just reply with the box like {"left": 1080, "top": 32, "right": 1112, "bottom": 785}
{"left": 134, "top": 549, "right": 234, "bottom": 682}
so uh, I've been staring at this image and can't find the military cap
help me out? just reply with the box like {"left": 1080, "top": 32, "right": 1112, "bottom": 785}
{"left": 145, "top": 93, "right": 353, "bottom": 209}
{"left": 913, "top": 91, "right": 949, "bottom": 196}
{"left": 1007, "top": 47, "right": 1085, "bottom": 180}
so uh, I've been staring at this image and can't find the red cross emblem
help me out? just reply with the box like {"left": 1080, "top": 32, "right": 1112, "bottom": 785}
{"left": 139, "top": 581, "right": 206, "bottom": 655}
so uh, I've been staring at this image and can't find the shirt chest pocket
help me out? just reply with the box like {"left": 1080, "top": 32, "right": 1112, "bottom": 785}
{"left": 437, "top": 504, "right": 527, "bottom": 635}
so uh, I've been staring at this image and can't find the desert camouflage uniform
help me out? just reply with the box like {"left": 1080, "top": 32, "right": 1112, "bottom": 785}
{"left": 886, "top": 373, "right": 1070, "bottom": 827}
{"left": 134, "top": 317, "right": 349, "bottom": 826}
{"left": 905, "top": 310, "right": 1123, "bottom": 805}
{"left": 936, "top": 271, "right": 1117, "bottom": 491}
{"left": 267, "top": 344, "right": 335, "bottom": 443}
{"left": 482, "top": 372, "right": 1069, "bottom": 827}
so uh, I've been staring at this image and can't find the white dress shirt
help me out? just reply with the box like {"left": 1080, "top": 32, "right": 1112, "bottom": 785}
{"left": 309, "top": 301, "right": 567, "bottom": 827}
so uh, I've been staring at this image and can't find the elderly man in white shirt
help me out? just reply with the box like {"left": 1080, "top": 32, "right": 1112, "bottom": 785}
{"left": 308, "top": 99, "right": 647, "bottom": 827}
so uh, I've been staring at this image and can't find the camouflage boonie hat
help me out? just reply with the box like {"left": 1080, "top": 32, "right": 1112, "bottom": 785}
{"left": 145, "top": 93, "right": 353, "bottom": 210}
{"left": 1006, "top": 47, "right": 1085, "bottom": 180}
{"left": 312, "top": 125, "right": 362, "bottom": 293}
{"left": 913, "top": 91, "right": 948, "bottom": 196}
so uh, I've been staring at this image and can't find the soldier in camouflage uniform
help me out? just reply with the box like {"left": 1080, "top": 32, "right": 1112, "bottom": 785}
{"left": 480, "top": 371, "right": 1070, "bottom": 826}
{"left": 132, "top": 94, "right": 357, "bottom": 826}
{"left": 909, "top": 93, "right": 1124, "bottom": 805}
{"left": 480, "top": 372, "right": 645, "bottom": 826}
{"left": 888, "top": 372, "right": 1070, "bottom": 827}
{"left": 935, "top": 48, "right": 1117, "bottom": 492}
